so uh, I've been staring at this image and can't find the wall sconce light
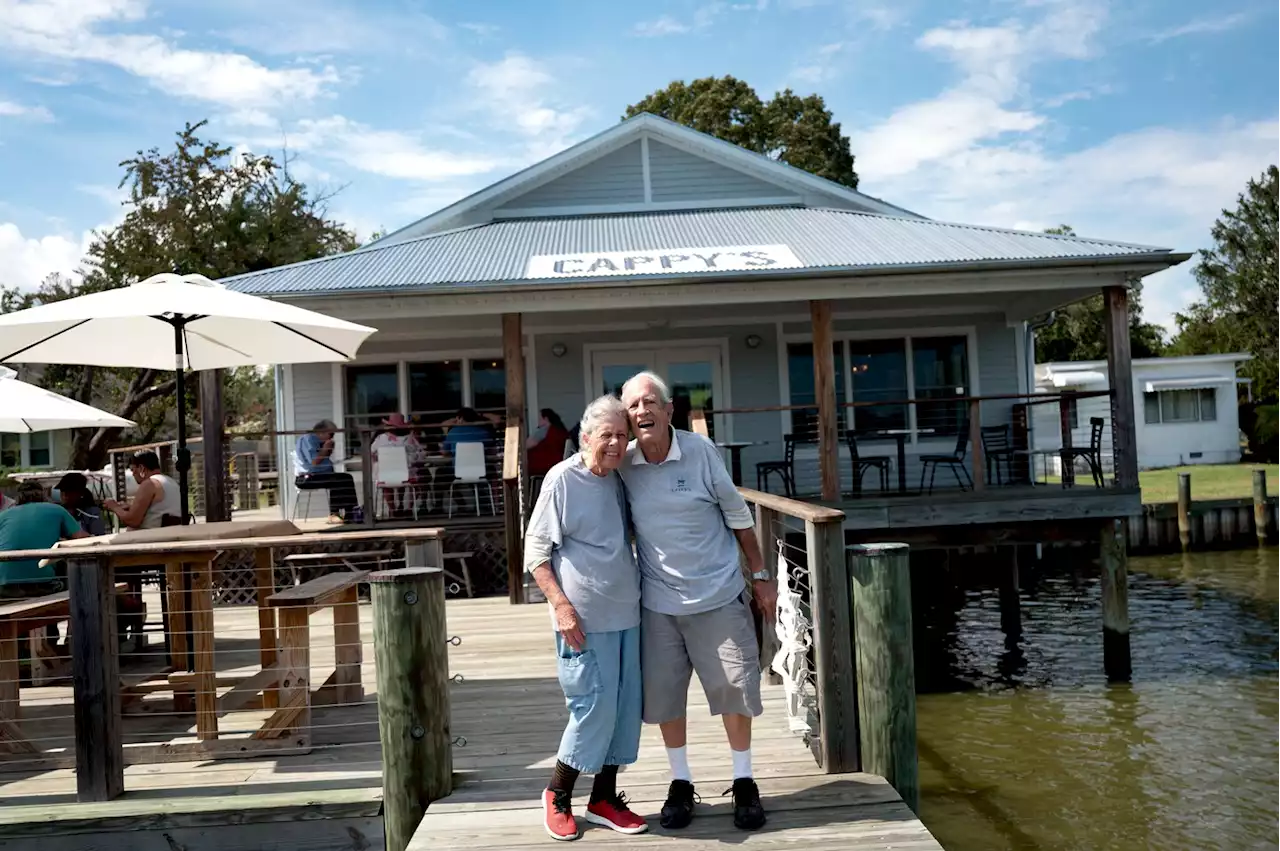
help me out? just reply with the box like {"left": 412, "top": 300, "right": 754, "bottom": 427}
{"left": 744, "top": 334, "right": 763, "bottom": 349}
{"left": 551, "top": 342, "right": 568, "bottom": 358}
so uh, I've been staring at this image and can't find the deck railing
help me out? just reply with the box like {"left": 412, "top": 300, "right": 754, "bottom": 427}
{"left": 695, "top": 389, "right": 1119, "bottom": 499}
{"left": 738, "top": 486, "right": 857, "bottom": 773}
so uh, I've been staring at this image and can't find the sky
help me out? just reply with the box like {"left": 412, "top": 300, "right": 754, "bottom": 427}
{"left": 0, "top": 0, "right": 1276, "bottom": 335}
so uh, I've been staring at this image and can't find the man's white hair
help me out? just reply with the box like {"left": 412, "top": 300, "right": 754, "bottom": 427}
{"left": 579, "top": 394, "right": 627, "bottom": 439}
{"left": 620, "top": 370, "right": 671, "bottom": 404}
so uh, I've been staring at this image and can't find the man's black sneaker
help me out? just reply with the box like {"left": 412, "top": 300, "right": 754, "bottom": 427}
{"left": 660, "top": 779, "right": 697, "bottom": 829}
{"left": 727, "top": 777, "right": 766, "bottom": 830}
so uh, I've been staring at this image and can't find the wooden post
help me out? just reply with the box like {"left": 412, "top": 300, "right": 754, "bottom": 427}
{"left": 1254, "top": 469, "right": 1270, "bottom": 545}
{"left": 370, "top": 567, "right": 452, "bottom": 851}
{"left": 805, "top": 517, "right": 857, "bottom": 773}
{"left": 1058, "top": 394, "right": 1075, "bottom": 487}
{"left": 756, "top": 504, "right": 782, "bottom": 686}
{"left": 361, "top": 433, "right": 376, "bottom": 527}
{"left": 68, "top": 555, "right": 124, "bottom": 801}
{"left": 847, "top": 543, "right": 918, "bottom": 813}
{"left": 810, "top": 300, "right": 840, "bottom": 501}
{"left": 969, "top": 398, "right": 985, "bottom": 491}
{"left": 1103, "top": 286, "right": 1139, "bottom": 489}
{"left": 1177, "top": 473, "right": 1192, "bottom": 551}
{"left": 199, "top": 369, "right": 229, "bottom": 523}
{"left": 999, "top": 546, "right": 1021, "bottom": 638}
{"left": 332, "top": 586, "right": 363, "bottom": 704}
{"left": 254, "top": 547, "right": 278, "bottom": 709}
{"left": 502, "top": 313, "right": 528, "bottom": 605}
{"left": 405, "top": 537, "right": 444, "bottom": 572}
{"left": 190, "top": 557, "right": 218, "bottom": 740}
{"left": 1099, "top": 519, "right": 1131, "bottom": 682}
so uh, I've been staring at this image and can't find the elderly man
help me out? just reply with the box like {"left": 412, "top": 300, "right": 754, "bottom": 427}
{"left": 295, "top": 420, "right": 359, "bottom": 524}
{"left": 616, "top": 371, "right": 776, "bottom": 832}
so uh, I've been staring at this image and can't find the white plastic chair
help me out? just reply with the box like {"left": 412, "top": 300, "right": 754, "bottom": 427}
{"left": 376, "top": 444, "right": 417, "bottom": 519}
{"left": 448, "top": 441, "right": 495, "bottom": 517}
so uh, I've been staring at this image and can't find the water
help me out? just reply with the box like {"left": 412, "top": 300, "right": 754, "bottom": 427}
{"left": 912, "top": 547, "right": 1279, "bottom": 851}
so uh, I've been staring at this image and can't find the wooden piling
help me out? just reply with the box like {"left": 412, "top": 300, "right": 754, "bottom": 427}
{"left": 998, "top": 546, "right": 1021, "bottom": 639}
{"left": 807, "top": 517, "right": 858, "bottom": 773}
{"left": 1177, "top": 473, "right": 1192, "bottom": 551}
{"left": 68, "top": 555, "right": 124, "bottom": 802}
{"left": 1099, "top": 520, "right": 1131, "bottom": 682}
{"left": 1202, "top": 509, "right": 1220, "bottom": 548}
{"left": 1254, "top": 469, "right": 1270, "bottom": 545}
{"left": 847, "top": 542, "right": 918, "bottom": 813}
{"left": 370, "top": 567, "right": 452, "bottom": 851}
{"left": 756, "top": 503, "right": 782, "bottom": 686}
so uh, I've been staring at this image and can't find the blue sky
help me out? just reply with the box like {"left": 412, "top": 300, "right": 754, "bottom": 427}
{"left": 0, "top": 0, "right": 1275, "bottom": 333}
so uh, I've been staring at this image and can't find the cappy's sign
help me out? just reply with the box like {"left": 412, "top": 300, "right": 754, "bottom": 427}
{"left": 526, "top": 244, "right": 802, "bottom": 278}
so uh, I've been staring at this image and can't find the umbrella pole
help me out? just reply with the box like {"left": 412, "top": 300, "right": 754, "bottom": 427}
{"left": 173, "top": 323, "right": 191, "bottom": 523}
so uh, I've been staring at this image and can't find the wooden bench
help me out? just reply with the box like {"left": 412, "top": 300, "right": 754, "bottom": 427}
{"left": 251, "top": 570, "right": 369, "bottom": 743}
{"left": 0, "top": 584, "right": 128, "bottom": 754}
{"left": 279, "top": 549, "right": 392, "bottom": 587}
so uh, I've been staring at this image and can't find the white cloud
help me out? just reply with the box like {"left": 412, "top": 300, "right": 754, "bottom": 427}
{"left": 634, "top": 1, "right": 770, "bottom": 36}
{"left": 0, "top": 100, "right": 53, "bottom": 121}
{"left": 0, "top": 0, "right": 341, "bottom": 108}
{"left": 467, "top": 53, "right": 590, "bottom": 148}
{"left": 634, "top": 15, "right": 691, "bottom": 36}
{"left": 0, "top": 221, "right": 91, "bottom": 292}
{"left": 1148, "top": 12, "right": 1250, "bottom": 43}
{"left": 790, "top": 42, "right": 846, "bottom": 83}
{"left": 270, "top": 116, "right": 501, "bottom": 182}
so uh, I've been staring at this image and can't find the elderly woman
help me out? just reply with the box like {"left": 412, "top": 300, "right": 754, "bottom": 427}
{"left": 525, "top": 395, "right": 646, "bottom": 842}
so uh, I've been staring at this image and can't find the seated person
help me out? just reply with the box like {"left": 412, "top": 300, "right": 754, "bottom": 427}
{"left": 371, "top": 413, "right": 423, "bottom": 518}
{"left": 103, "top": 450, "right": 181, "bottom": 530}
{"left": 0, "top": 481, "right": 90, "bottom": 600}
{"left": 526, "top": 408, "right": 571, "bottom": 478}
{"left": 442, "top": 407, "right": 497, "bottom": 457}
{"left": 56, "top": 473, "right": 107, "bottom": 536}
{"left": 294, "top": 419, "right": 359, "bottom": 524}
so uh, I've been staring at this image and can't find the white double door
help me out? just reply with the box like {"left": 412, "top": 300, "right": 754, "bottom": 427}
{"left": 590, "top": 345, "right": 725, "bottom": 438}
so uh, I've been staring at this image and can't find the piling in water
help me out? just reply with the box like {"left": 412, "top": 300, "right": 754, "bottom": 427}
{"left": 1177, "top": 473, "right": 1192, "bottom": 552}
{"left": 1254, "top": 470, "right": 1270, "bottom": 546}
{"left": 1100, "top": 520, "right": 1132, "bottom": 682}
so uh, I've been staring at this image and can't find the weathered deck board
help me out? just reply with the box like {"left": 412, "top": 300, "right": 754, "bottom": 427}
{"left": 0, "top": 597, "right": 941, "bottom": 851}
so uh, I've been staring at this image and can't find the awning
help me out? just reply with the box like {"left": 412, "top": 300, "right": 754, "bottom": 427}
{"left": 1051, "top": 370, "right": 1107, "bottom": 387}
{"left": 1143, "top": 376, "right": 1235, "bottom": 392}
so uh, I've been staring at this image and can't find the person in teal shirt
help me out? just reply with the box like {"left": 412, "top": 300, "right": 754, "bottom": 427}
{"left": 0, "top": 482, "right": 89, "bottom": 595}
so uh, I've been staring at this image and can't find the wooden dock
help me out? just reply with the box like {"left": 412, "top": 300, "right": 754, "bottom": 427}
{"left": 0, "top": 596, "right": 940, "bottom": 850}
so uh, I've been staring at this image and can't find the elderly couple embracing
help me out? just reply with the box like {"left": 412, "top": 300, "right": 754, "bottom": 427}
{"left": 525, "top": 371, "right": 777, "bottom": 841}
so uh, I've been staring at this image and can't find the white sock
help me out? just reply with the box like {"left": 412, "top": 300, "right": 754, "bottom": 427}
{"left": 666, "top": 746, "right": 692, "bottom": 782}
{"left": 731, "top": 748, "right": 753, "bottom": 780}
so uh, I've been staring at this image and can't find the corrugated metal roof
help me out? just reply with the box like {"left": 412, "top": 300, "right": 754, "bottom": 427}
{"left": 221, "top": 207, "right": 1179, "bottom": 296}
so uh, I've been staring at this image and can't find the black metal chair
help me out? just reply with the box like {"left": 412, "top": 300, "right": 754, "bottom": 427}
{"left": 980, "top": 424, "right": 1015, "bottom": 485}
{"left": 846, "top": 431, "right": 891, "bottom": 495}
{"left": 919, "top": 420, "right": 974, "bottom": 494}
{"left": 1062, "top": 417, "right": 1106, "bottom": 488}
{"left": 756, "top": 434, "right": 797, "bottom": 497}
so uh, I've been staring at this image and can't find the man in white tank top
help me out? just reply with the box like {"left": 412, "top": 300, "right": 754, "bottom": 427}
{"left": 104, "top": 449, "right": 182, "bottom": 530}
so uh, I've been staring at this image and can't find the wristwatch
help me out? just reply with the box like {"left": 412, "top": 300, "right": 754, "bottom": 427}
{"left": 750, "top": 568, "right": 772, "bottom": 582}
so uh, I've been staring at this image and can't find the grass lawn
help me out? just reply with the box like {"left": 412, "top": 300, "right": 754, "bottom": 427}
{"left": 1139, "top": 463, "right": 1279, "bottom": 504}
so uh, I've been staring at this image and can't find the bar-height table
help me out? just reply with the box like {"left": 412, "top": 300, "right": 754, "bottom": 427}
{"left": 865, "top": 428, "right": 936, "bottom": 493}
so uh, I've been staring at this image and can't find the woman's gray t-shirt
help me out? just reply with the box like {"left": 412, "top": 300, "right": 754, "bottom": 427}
{"left": 524, "top": 454, "right": 640, "bottom": 634}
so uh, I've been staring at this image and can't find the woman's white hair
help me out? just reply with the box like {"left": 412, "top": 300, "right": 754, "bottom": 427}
{"left": 579, "top": 394, "right": 628, "bottom": 440}
{"left": 619, "top": 370, "right": 671, "bottom": 404}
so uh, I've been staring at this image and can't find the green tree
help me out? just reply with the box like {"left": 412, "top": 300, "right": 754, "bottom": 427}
{"left": 625, "top": 75, "right": 859, "bottom": 188}
{"left": 1033, "top": 225, "right": 1167, "bottom": 362}
{"left": 0, "top": 120, "right": 357, "bottom": 469}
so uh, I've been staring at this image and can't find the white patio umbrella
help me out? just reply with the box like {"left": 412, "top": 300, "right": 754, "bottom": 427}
{"left": 0, "top": 366, "right": 136, "bottom": 432}
{"left": 0, "top": 272, "right": 377, "bottom": 519}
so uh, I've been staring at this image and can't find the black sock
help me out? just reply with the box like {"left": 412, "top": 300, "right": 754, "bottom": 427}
{"left": 550, "top": 760, "right": 579, "bottom": 796}
{"left": 590, "top": 764, "right": 619, "bottom": 803}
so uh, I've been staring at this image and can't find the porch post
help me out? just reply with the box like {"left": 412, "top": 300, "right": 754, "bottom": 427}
{"left": 810, "top": 300, "right": 840, "bottom": 501}
{"left": 199, "top": 369, "right": 229, "bottom": 523}
{"left": 502, "top": 313, "right": 527, "bottom": 604}
{"left": 1102, "top": 286, "right": 1139, "bottom": 489}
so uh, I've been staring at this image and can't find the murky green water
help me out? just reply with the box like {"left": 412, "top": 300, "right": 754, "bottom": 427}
{"left": 912, "top": 547, "right": 1279, "bottom": 851}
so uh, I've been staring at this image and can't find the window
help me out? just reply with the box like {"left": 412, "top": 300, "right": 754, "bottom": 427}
{"left": 344, "top": 364, "right": 399, "bottom": 450}
{"left": 1066, "top": 397, "right": 1079, "bottom": 430}
{"left": 1144, "top": 388, "right": 1217, "bottom": 424}
{"left": 408, "top": 361, "right": 462, "bottom": 417}
{"left": 912, "top": 336, "right": 970, "bottom": 436}
{"left": 470, "top": 359, "right": 505, "bottom": 414}
{"left": 848, "top": 339, "right": 908, "bottom": 437}
{"left": 0, "top": 433, "right": 19, "bottom": 468}
{"left": 28, "top": 432, "right": 50, "bottom": 467}
{"left": 787, "top": 342, "right": 845, "bottom": 441}
{"left": 786, "top": 333, "right": 971, "bottom": 442}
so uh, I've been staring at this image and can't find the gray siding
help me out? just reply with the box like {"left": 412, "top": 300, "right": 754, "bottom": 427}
{"left": 648, "top": 141, "right": 788, "bottom": 203}
{"left": 499, "top": 141, "right": 644, "bottom": 211}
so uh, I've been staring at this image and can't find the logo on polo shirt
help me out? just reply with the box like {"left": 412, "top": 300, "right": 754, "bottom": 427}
{"left": 672, "top": 476, "right": 691, "bottom": 493}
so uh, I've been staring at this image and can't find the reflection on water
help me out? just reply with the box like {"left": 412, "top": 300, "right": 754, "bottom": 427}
{"left": 912, "top": 547, "right": 1278, "bottom": 851}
